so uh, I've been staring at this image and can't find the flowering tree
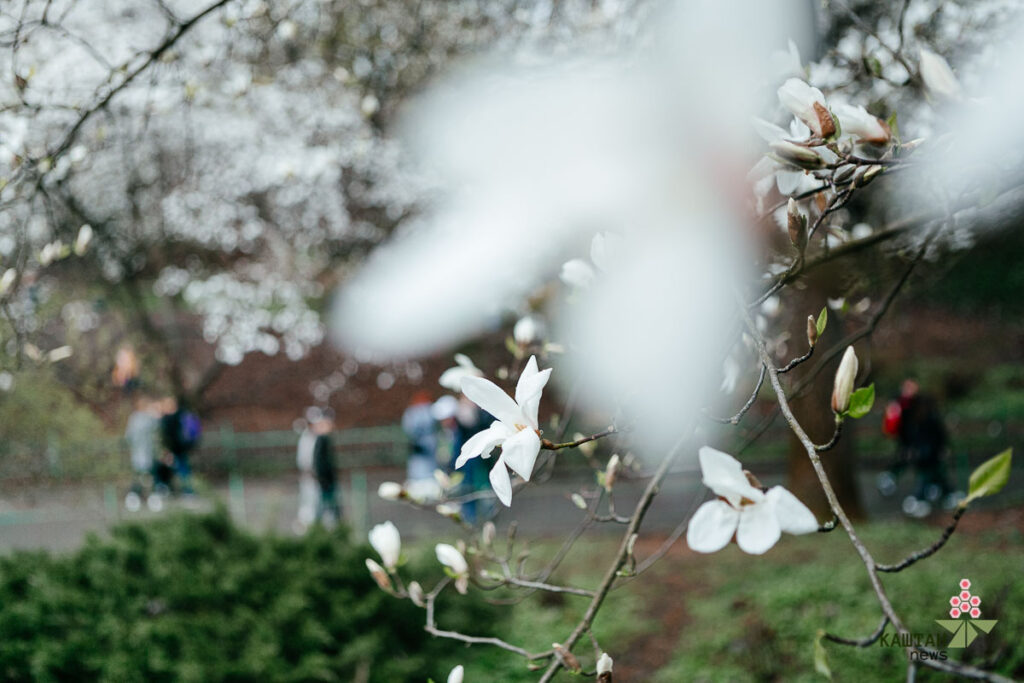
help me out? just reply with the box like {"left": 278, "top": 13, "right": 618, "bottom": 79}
{"left": 0, "top": 0, "right": 635, "bottom": 401}
{"left": 337, "top": 1, "right": 1022, "bottom": 680}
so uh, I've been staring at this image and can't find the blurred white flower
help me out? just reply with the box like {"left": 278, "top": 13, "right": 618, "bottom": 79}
{"left": 769, "top": 38, "right": 803, "bottom": 79}
{"left": 369, "top": 521, "right": 401, "bottom": 569}
{"left": 435, "top": 543, "right": 469, "bottom": 594}
{"left": 47, "top": 346, "right": 73, "bottom": 362}
{"left": 720, "top": 354, "right": 741, "bottom": 394}
{"left": 513, "top": 314, "right": 545, "bottom": 346}
{"left": 919, "top": 48, "right": 961, "bottom": 100}
{"left": 377, "top": 481, "right": 404, "bottom": 500}
{"left": 687, "top": 447, "right": 817, "bottom": 555}
{"left": 408, "top": 581, "right": 425, "bottom": 607}
{"left": 777, "top": 78, "right": 835, "bottom": 138}
{"left": 559, "top": 259, "right": 597, "bottom": 289}
{"left": 0, "top": 268, "right": 15, "bottom": 296}
{"left": 447, "top": 664, "right": 465, "bottom": 683}
{"left": 74, "top": 224, "right": 93, "bottom": 256}
{"left": 456, "top": 355, "right": 551, "bottom": 506}
{"left": 439, "top": 353, "right": 483, "bottom": 392}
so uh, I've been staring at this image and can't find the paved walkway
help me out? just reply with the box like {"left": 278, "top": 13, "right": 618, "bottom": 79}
{"left": 3, "top": 460, "right": 1005, "bottom": 553}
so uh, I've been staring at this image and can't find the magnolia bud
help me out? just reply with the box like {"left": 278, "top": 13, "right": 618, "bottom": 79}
{"left": 597, "top": 652, "right": 614, "bottom": 681}
{"left": 377, "top": 481, "right": 404, "bottom": 500}
{"left": 769, "top": 140, "right": 825, "bottom": 170}
{"left": 0, "top": 268, "right": 15, "bottom": 296}
{"left": 552, "top": 643, "right": 581, "bottom": 673}
{"left": 852, "top": 164, "right": 883, "bottom": 188}
{"left": 919, "top": 48, "right": 961, "bottom": 100}
{"left": 435, "top": 503, "right": 461, "bottom": 520}
{"left": 481, "top": 521, "right": 496, "bottom": 547}
{"left": 786, "top": 198, "right": 807, "bottom": 250}
{"left": 604, "top": 454, "right": 621, "bottom": 491}
{"left": 806, "top": 315, "right": 817, "bottom": 347}
{"left": 74, "top": 224, "right": 93, "bottom": 256}
{"left": 365, "top": 558, "right": 393, "bottom": 592}
{"left": 447, "top": 664, "right": 465, "bottom": 683}
{"left": 571, "top": 493, "right": 587, "bottom": 510}
{"left": 831, "top": 346, "right": 859, "bottom": 414}
{"left": 408, "top": 581, "right": 425, "bottom": 607}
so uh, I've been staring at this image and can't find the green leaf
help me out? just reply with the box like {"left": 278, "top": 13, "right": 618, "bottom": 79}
{"left": 846, "top": 384, "right": 875, "bottom": 419}
{"left": 815, "top": 307, "right": 827, "bottom": 338}
{"left": 886, "top": 112, "right": 900, "bottom": 144}
{"left": 966, "top": 448, "right": 1012, "bottom": 503}
{"left": 813, "top": 631, "right": 832, "bottom": 680}
{"left": 866, "top": 55, "right": 883, "bottom": 77}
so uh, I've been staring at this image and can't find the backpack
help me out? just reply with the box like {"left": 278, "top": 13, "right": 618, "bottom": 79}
{"left": 179, "top": 411, "right": 202, "bottom": 450}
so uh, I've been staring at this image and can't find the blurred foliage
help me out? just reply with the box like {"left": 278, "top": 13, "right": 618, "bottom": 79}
{"left": 0, "top": 509, "right": 500, "bottom": 682}
{"left": 653, "top": 521, "right": 1024, "bottom": 682}
{"left": 0, "top": 367, "right": 116, "bottom": 479}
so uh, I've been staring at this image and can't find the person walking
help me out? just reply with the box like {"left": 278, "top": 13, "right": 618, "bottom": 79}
{"left": 294, "top": 409, "right": 320, "bottom": 533}
{"left": 159, "top": 396, "right": 202, "bottom": 497}
{"left": 124, "top": 395, "right": 160, "bottom": 512}
{"left": 312, "top": 410, "right": 341, "bottom": 527}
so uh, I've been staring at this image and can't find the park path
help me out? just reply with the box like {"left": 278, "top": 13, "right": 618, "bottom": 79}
{"left": 0, "top": 463, "right": 989, "bottom": 553}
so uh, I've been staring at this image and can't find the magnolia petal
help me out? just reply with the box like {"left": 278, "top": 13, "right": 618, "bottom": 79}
{"left": 455, "top": 575, "right": 469, "bottom": 595}
{"left": 766, "top": 486, "right": 819, "bottom": 534}
{"left": 752, "top": 117, "right": 788, "bottom": 143}
{"left": 499, "top": 428, "right": 541, "bottom": 482}
{"left": 775, "top": 169, "right": 804, "bottom": 196}
{"left": 698, "top": 446, "right": 765, "bottom": 507}
{"left": 736, "top": 503, "right": 782, "bottom": 555}
{"left": 456, "top": 421, "right": 512, "bottom": 468}
{"left": 454, "top": 353, "right": 476, "bottom": 369}
{"left": 461, "top": 376, "right": 525, "bottom": 428}
{"left": 514, "top": 356, "right": 552, "bottom": 428}
{"left": 489, "top": 459, "right": 514, "bottom": 506}
{"left": 686, "top": 499, "right": 740, "bottom": 553}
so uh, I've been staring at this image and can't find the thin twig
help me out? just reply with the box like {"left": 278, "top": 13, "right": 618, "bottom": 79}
{"left": 824, "top": 616, "right": 890, "bottom": 647}
{"left": 876, "top": 505, "right": 967, "bottom": 573}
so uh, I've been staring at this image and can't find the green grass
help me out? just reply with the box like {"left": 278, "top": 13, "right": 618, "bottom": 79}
{"left": 653, "top": 519, "right": 1024, "bottom": 682}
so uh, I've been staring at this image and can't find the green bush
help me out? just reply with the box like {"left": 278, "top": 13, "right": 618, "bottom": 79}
{"left": 0, "top": 509, "right": 500, "bottom": 682}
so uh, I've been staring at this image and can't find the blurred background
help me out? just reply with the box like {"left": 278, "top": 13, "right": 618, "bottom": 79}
{"left": 0, "top": 0, "right": 1022, "bottom": 680}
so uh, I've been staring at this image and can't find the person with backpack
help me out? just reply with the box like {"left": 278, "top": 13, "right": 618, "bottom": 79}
{"left": 160, "top": 396, "right": 202, "bottom": 496}
{"left": 311, "top": 410, "right": 341, "bottom": 526}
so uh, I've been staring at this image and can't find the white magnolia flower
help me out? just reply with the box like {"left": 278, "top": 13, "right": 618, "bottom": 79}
{"left": 369, "top": 521, "right": 401, "bottom": 570}
{"left": 777, "top": 78, "right": 836, "bottom": 138}
{"left": 47, "top": 346, "right": 73, "bottom": 362}
{"left": 687, "top": 447, "right": 818, "bottom": 555}
{"left": 834, "top": 103, "right": 890, "bottom": 145}
{"left": 377, "top": 481, "right": 404, "bottom": 500}
{"left": 456, "top": 355, "right": 551, "bottom": 506}
{"left": 439, "top": 353, "right": 483, "bottom": 392}
{"left": 831, "top": 345, "right": 859, "bottom": 414}
{"left": 435, "top": 543, "right": 469, "bottom": 594}
{"left": 770, "top": 38, "right": 803, "bottom": 80}
{"left": 559, "top": 259, "right": 597, "bottom": 288}
{"left": 74, "top": 224, "right": 93, "bottom": 256}
{"left": 596, "top": 652, "right": 613, "bottom": 675}
{"left": 513, "top": 314, "right": 545, "bottom": 346}
{"left": 0, "top": 268, "right": 15, "bottom": 296}
{"left": 408, "top": 580, "right": 425, "bottom": 607}
{"left": 447, "top": 664, "right": 465, "bottom": 683}
{"left": 559, "top": 232, "right": 620, "bottom": 289}
{"left": 919, "top": 48, "right": 961, "bottom": 100}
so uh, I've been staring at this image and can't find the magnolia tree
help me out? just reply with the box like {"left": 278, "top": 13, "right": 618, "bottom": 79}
{"left": 0, "top": 0, "right": 639, "bottom": 401}
{"left": 336, "top": 1, "right": 1024, "bottom": 680}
